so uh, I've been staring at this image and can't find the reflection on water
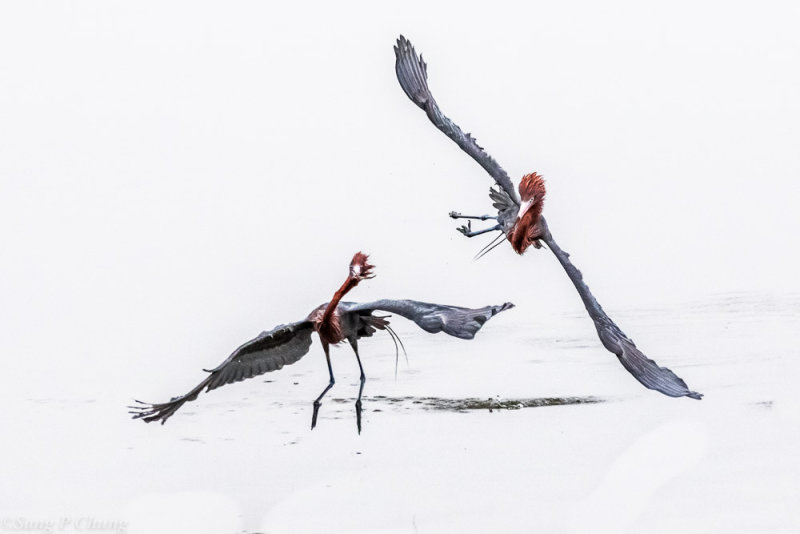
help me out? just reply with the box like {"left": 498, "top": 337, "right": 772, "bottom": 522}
{"left": 331, "top": 395, "right": 602, "bottom": 412}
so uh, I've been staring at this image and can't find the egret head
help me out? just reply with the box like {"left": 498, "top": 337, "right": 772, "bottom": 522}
{"left": 509, "top": 172, "right": 546, "bottom": 254}
{"left": 350, "top": 252, "right": 376, "bottom": 282}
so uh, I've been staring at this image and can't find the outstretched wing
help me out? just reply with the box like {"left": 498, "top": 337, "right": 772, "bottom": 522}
{"left": 130, "top": 320, "right": 315, "bottom": 424}
{"left": 615, "top": 337, "right": 703, "bottom": 399}
{"left": 394, "top": 35, "right": 520, "bottom": 206}
{"left": 540, "top": 220, "right": 702, "bottom": 400}
{"left": 343, "top": 299, "right": 514, "bottom": 340}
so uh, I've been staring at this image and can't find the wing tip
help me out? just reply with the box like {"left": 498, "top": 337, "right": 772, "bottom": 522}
{"left": 617, "top": 338, "right": 703, "bottom": 401}
{"left": 395, "top": 34, "right": 412, "bottom": 53}
{"left": 495, "top": 302, "right": 515, "bottom": 314}
{"left": 393, "top": 34, "right": 430, "bottom": 110}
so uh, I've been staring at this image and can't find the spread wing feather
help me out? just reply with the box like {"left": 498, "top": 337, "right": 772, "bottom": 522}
{"left": 540, "top": 219, "right": 702, "bottom": 399}
{"left": 615, "top": 337, "right": 703, "bottom": 399}
{"left": 394, "top": 35, "right": 520, "bottom": 205}
{"left": 343, "top": 299, "right": 514, "bottom": 340}
{"left": 130, "top": 320, "right": 315, "bottom": 424}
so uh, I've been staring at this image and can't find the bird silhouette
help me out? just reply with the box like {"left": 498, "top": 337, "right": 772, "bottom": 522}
{"left": 130, "top": 252, "right": 514, "bottom": 432}
{"left": 394, "top": 36, "right": 701, "bottom": 400}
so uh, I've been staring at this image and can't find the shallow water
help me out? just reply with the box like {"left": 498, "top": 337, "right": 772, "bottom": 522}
{"left": 2, "top": 292, "right": 799, "bottom": 533}
{"left": 330, "top": 395, "right": 603, "bottom": 413}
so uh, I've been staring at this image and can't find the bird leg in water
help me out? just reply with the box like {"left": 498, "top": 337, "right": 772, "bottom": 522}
{"left": 311, "top": 340, "right": 335, "bottom": 430}
{"left": 349, "top": 338, "right": 367, "bottom": 434}
{"left": 449, "top": 211, "right": 497, "bottom": 221}
{"left": 456, "top": 220, "right": 503, "bottom": 238}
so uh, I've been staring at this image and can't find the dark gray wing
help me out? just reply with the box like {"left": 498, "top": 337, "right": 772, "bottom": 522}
{"left": 615, "top": 338, "right": 702, "bottom": 398}
{"left": 130, "top": 320, "right": 315, "bottom": 424}
{"left": 343, "top": 299, "right": 514, "bottom": 340}
{"left": 540, "top": 218, "right": 702, "bottom": 399}
{"left": 490, "top": 186, "right": 520, "bottom": 232}
{"left": 394, "top": 35, "right": 520, "bottom": 205}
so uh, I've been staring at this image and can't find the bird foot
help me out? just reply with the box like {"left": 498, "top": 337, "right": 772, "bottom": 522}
{"left": 355, "top": 399, "right": 363, "bottom": 434}
{"left": 457, "top": 221, "right": 503, "bottom": 239}
{"left": 311, "top": 400, "right": 321, "bottom": 430}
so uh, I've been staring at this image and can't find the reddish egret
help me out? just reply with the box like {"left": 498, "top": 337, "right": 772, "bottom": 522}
{"left": 131, "top": 252, "right": 514, "bottom": 432}
{"left": 394, "top": 36, "right": 701, "bottom": 400}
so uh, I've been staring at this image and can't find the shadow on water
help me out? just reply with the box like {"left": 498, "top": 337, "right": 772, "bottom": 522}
{"left": 331, "top": 395, "right": 603, "bottom": 413}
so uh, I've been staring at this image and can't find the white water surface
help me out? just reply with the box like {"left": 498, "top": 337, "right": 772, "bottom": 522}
{"left": 2, "top": 293, "right": 799, "bottom": 533}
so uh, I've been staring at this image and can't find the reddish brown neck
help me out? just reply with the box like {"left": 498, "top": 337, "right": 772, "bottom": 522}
{"left": 320, "top": 276, "right": 357, "bottom": 326}
{"left": 509, "top": 202, "right": 545, "bottom": 254}
{"left": 316, "top": 275, "right": 359, "bottom": 344}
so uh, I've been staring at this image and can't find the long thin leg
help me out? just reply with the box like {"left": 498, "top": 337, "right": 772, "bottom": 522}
{"left": 311, "top": 340, "right": 335, "bottom": 430}
{"left": 349, "top": 338, "right": 366, "bottom": 434}
{"left": 449, "top": 211, "right": 497, "bottom": 221}
{"left": 457, "top": 222, "right": 502, "bottom": 238}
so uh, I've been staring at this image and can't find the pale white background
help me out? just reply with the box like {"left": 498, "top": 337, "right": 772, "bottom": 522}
{"left": 1, "top": 1, "right": 799, "bottom": 533}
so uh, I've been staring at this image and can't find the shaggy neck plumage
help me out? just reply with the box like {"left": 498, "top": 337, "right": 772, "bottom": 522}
{"left": 321, "top": 277, "right": 357, "bottom": 325}
{"left": 316, "top": 275, "right": 359, "bottom": 343}
{"left": 509, "top": 172, "right": 546, "bottom": 254}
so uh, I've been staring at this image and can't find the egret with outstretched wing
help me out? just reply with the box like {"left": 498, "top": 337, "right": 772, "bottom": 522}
{"left": 131, "top": 252, "right": 514, "bottom": 432}
{"left": 394, "top": 36, "right": 701, "bottom": 400}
